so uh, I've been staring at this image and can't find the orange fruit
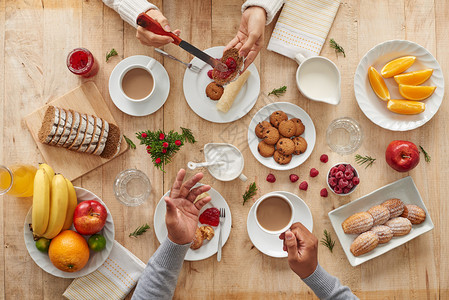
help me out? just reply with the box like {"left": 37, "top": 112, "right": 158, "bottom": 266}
{"left": 368, "top": 66, "right": 390, "bottom": 101}
{"left": 48, "top": 230, "right": 89, "bottom": 272}
{"left": 387, "top": 99, "right": 425, "bottom": 115}
{"left": 394, "top": 69, "right": 433, "bottom": 85}
{"left": 381, "top": 56, "right": 416, "bottom": 78}
{"left": 398, "top": 84, "right": 436, "bottom": 100}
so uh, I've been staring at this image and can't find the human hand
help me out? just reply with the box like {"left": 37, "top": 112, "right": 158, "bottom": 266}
{"left": 279, "top": 222, "right": 318, "bottom": 279}
{"left": 136, "top": 9, "right": 181, "bottom": 47}
{"left": 165, "top": 169, "right": 211, "bottom": 245}
{"left": 225, "top": 6, "right": 266, "bottom": 71}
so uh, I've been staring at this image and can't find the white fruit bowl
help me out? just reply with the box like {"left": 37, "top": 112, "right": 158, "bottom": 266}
{"left": 23, "top": 187, "right": 115, "bottom": 278}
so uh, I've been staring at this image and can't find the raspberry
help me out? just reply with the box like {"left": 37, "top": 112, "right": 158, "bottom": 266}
{"left": 343, "top": 187, "right": 351, "bottom": 194}
{"left": 225, "top": 57, "right": 237, "bottom": 69}
{"left": 328, "top": 176, "right": 337, "bottom": 187}
{"left": 344, "top": 170, "right": 354, "bottom": 180}
{"left": 310, "top": 168, "right": 319, "bottom": 177}
{"left": 335, "top": 171, "right": 344, "bottom": 179}
{"left": 199, "top": 207, "right": 220, "bottom": 226}
{"left": 320, "top": 188, "right": 328, "bottom": 197}
{"left": 330, "top": 167, "right": 339, "bottom": 176}
{"left": 338, "top": 178, "right": 349, "bottom": 188}
{"left": 346, "top": 164, "right": 354, "bottom": 172}
{"left": 352, "top": 177, "right": 360, "bottom": 185}
{"left": 347, "top": 182, "right": 354, "bottom": 190}
{"left": 289, "top": 174, "right": 299, "bottom": 182}
{"left": 266, "top": 173, "right": 276, "bottom": 183}
{"left": 320, "top": 154, "right": 329, "bottom": 163}
{"left": 299, "top": 181, "right": 308, "bottom": 191}
{"left": 207, "top": 69, "right": 213, "bottom": 79}
{"left": 337, "top": 164, "right": 346, "bottom": 172}
{"left": 333, "top": 186, "right": 343, "bottom": 194}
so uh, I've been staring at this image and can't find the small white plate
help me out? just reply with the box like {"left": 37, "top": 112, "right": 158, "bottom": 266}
{"left": 328, "top": 176, "right": 434, "bottom": 267}
{"left": 247, "top": 191, "right": 313, "bottom": 258}
{"left": 153, "top": 184, "right": 232, "bottom": 261}
{"left": 24, "top": 187, "right": 115, "bottom": 278}
{"left": 354, "top": 40, "right": 444, "bottom": 131}
{"left": 247, "top": 102, "right": 316, "bottom": 171}
{"left": 182, "top": 46, "right": 260, "bottom": 123}
{"left": 109, "top": 55, "right": 170, "bottom": 117}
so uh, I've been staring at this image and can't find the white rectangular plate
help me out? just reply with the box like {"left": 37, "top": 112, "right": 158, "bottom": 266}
{"left": 328, "top": 176, "right": 434, "bottom": 267}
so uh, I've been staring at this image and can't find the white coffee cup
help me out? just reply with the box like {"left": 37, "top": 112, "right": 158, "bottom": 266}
{"left": 119, "top": 59, "right": 157, "bottom": 103}
{"left": 254, "top": 193, "right": 294, "bottom": 235}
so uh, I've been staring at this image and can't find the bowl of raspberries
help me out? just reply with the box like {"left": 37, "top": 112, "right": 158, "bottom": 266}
{"left": 327, "top": 163, "right": 360, "bottom": 195}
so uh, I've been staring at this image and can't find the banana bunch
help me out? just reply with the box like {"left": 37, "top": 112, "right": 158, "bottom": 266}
{"left": 32, "top": 164, "right": 78, "bottom": 239}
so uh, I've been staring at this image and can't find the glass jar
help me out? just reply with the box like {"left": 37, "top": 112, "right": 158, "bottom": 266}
{"left": 0, "top": 164, "right": 37, "bottom": 197}
{"left": 66, "top": 48, "right": 99, "bottom": 78}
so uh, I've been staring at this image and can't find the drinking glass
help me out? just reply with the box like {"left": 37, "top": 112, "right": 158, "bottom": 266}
{"left": 326, "top": 117, "right": 363, "bottom": 155}
{"left": 0, "top": 164, "right": 37, "bottom": 197}
{"left": 113, "top": 169, "right": 151, "bottom": 206}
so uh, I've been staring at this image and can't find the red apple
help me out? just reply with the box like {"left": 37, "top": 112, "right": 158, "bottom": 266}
{"left": 73, "top": 200, "right": 107, "bottom": 235}
{"left": 385, "top": 140, "right": 420, "bottom": 172}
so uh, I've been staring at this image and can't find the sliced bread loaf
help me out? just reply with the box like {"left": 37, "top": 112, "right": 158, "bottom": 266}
{"left": 100, "top": 123, "right": 121, "bottom": 159}
{"left": 85, "top": 117, "right": 103, "bottom": 154}
{"left": 68, "top": 114, "right": 87, "bottom": 150}
{"left": 49, "top": 108, "right": 67, "bottom": 145}
{"left": 56, "top": 109, "right": 73, "bottom": 146}
{"left": 77, "top": 115, "right": 95, "bottom": 152}
{"left": 93, "top": 119, "right": 109, "bottom": 156}
{"left": 38, "top": 106, "right": 59, "bottom": 144}
{"left": 62, "top": 110, "right": 80, "bottom": 148}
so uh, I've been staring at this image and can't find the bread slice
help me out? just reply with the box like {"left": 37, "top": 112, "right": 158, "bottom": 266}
{"left": 56, "top": 109, "right": 73, "bottom": 146}
{"left": 77, "top": 115, "right": 95, "bottom": 152}
{"left": 85, "top": 117, "right": 102, "bottom": 154}
{"left": 93, "top": 119, "right": 109, "bottom": 156}
{"left": 38, "top": 106, "right": 60, "bottom": 144}
{"left": 68, "top": 114, "right": 87, "bottom": 150}
{"left": 62, "top": 110, "right": 80, "bottom": 148}
{"left": 100, "top": 123, "right": 121, "bottom": 159}
{"left": 48, "top": 108, "right": 67, "bottom": 145}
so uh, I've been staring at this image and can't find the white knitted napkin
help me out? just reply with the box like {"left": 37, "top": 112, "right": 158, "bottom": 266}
{"left": 63, "top": 241, "right": 146, "bottom": 300}
{"left": 267, "top": 0, "right": 341, "bottom": 59}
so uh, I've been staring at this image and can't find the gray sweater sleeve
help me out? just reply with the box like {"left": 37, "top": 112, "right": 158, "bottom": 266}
{"left": 131, "top": 239, "right": 190, "bottom": 300}
{"left": 301, "top": 264, "right": 359, "bottom": 300}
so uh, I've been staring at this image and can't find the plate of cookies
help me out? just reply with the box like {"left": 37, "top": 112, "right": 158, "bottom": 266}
{"left": 328, "top": 176, "right": 434, "bottom": 267}
{"left": 247, "top": 102, "right": 316, "bottom": 170}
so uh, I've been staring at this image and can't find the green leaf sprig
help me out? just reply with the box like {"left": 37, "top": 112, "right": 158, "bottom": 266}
{"left": 106, "top": 48, "right": 118, "bottom": 62}
{"left": 330, "top": 38, "right": 346, "bottom": 57}
{"left": 419, "top": 145, "right": 431, "bottom": 163}
{"left": 355, "top": 154, "right": 376, "bottom": 168}
{"left": 320, "top": 229, "right": 336, "bottom": 253}
{"left": 129, "top": 223, "right": 150, "bottom": 238}
{"left": 123, "top": 135, "right": 136, "bottom": 149}
{"left": 268, "top": 86, "right": 287, "bottom": 97}
{"left": 242, "top": 182, "right": 258, "bottom": 205}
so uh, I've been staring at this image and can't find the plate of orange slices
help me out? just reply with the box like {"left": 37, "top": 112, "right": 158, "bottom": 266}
{"left": 354, "top": 40, "right": 444, "bottom": 131}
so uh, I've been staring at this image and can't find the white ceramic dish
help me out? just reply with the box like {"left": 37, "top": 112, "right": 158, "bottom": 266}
{"left": 247, "top": 191, "right": 313, "bottom": 258}
{"left": 328, "top": 176, "right": 434, "bottom": 267}
{"left": 24, "top": 187, "right": 115, "bottom": 278}
{"left": 153, "top": 184, "right": 232, "bottom": 261}
{"left": 109, "top": 55, "right": 170, "bottom": 117}
{"left": 182, "top": 46, "right": 260, "bottom": 123}
{"left": 247, "top": 102, "right": 316, "bottom": 171}
{"left": 354, "top": 40, "right": 444, "bottom": 131}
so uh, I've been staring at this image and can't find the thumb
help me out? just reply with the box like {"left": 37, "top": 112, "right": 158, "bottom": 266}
{"left": 285, "top": 230, "right": 299, "bottom": 260}
{"left": 165, "top": 197, "right": 177, "bottom": 217}
{"left": 155, "top": 15, "right": 171, "bottom": 32}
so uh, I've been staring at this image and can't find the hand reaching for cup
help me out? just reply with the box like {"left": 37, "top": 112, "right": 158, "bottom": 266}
{"left": 136, "top": 9, "right": 181, "bottom": 47}
{"left": 279, "top": 222, "right": 319, "bottom": 279}
{"left": 165, "top": 169, "right": 212, "bottom": 245}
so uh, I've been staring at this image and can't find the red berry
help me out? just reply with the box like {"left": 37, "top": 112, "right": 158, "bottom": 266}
{"left": 333, "top": 186, "right": 343, "bottom": 194}
{"left": 328, "top": 176, "right": 337, "bottom": 187}
{"left": 289, "top": 174, "right": 299, "bottom": 182}
{"left": 330, "top": 167, "right": 338, "bottom": 176}
{"left": 310, "top": 168, "right": 319, "bottom": 177}
{"left": 225, "top": 57, "right": 237, "bottom": 69}
{"left": 347, "top": 182, "right": 354, "bottom": 190}
{"left": 141, "top": 132, "right": 147, "bottom": 138}
{"left": 199, "top": 208, "right": 220, "bottom": 226}
{"left": 207, "top": 69, "right": 213, "bottom": 79}
{"left": 337, "top": 164, "right": 346, "bottom": 172}
{"left": 266, "top": 173, "right": 276, "bottom": 183}
{"left": 299, "top": 181, "right": 308, "bottom": 191}
{"left": 346, "top": 164, "right": 354, "bottom": 172}
{"left": 155, "top": 158, "right": 161, "bottom": 164}
{"left": 162, "top": 142, "right": 169, "bottom": 148}
{"left": 147, "top": 149, "right": 151, "bottom": 154}
{"left": 175, "top": 140, "right": 182, "bottom": 146}
{"left": 352, "top": 177, "right": 360, "bottom": 185}
{"left": 146, "top": 145, "right": 151, "bottom": 150}
{"left": 159, "top": 133, "right": 165, "bottom": 140}
{"left": 335, "top": 171, "right": 344, "bottom": 179}
{"left": 338, "top": 178, "right": 349, "bottom": 188}
{"left": 162, "top": 148, "right": 167, "bottom": 153}
{"left": 343, "top": 187, "right": 351, "bottom": 194}
{"left": 320, "top": 188, "right": 328, "bottom": 197}
{"left": 344, "top": 170, "right": 354, "bottom": 180}
{"left": 320, "top": 154, "right": 329, "bottom": 163}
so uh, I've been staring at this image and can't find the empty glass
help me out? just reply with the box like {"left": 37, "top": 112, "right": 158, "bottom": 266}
{"left": 326, "top": 117, "right": 363, "bottom": 155}
{"left": 113, "top": 169, "right": 151, "bottom": 206}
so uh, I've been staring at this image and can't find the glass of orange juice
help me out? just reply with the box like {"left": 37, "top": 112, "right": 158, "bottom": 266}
{"left": 0, "top": 164, "right": 37, "bottom": 197}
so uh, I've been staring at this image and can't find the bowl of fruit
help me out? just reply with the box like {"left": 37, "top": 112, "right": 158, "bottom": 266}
{"left": 327, "top": 163, "right": 360, "bottom": 196}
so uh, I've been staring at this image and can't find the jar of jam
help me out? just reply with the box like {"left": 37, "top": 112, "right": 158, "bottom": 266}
{"left": 66, "top": 48, "right": 99, "bottom": 78}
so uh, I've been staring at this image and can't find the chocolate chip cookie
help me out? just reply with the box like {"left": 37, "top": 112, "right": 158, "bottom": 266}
{"left": 273, "top": 150, "right": 292, "bottom": 165}
{"left": 291, "top": 118, "right": 305, "bottom": 136}
{"left": 269, "top": 111, "right": 288, "bottom": 128}
{"left": 257, "top": 140, "right": 275, "bottom": 157}
{"left": 278, "top": 120, "right": 296, "bottom": 138}
{"left": 262, "top": 127, "right": 280, "bottom": 145}
{"left": 255, "top": 121, "right": 271, "bottom": 139}
{"left": 292, "top": 136, "right": 307, "bottom": 155}
{"left": 276, "top": 138, "right": 295, "bottom": 155}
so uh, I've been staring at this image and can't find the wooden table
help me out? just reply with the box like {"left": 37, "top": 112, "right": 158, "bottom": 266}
{"left": 1, "top": 0, "right": 448, "bottom": 299}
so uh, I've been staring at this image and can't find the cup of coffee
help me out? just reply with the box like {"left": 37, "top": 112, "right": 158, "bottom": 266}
{"left": 254, "top": 193, "right": 294, "bottom": 235}
{"left": 119, "top": 59, "right": 157, "bottom": 103}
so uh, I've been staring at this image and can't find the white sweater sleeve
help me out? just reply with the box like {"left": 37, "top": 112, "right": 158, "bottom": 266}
{"left": 242, "top": 0, "right": 285, "bottom": 25}
{"left": 102, "top": 0, "right": 158, "bottom": 28}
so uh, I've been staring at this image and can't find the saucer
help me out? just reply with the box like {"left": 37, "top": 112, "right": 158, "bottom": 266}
{"left": 109, "top": 55, "right": 170, "bottom": 117}
{"left": 247, "top": 191, "right": 313, "bottom": 258}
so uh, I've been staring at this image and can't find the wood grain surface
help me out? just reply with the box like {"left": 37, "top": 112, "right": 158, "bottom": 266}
{"left": 1, "top": 0, "right": 448, "bottom": 299}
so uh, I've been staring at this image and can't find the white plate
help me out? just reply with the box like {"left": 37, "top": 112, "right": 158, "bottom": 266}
{"left": 109, "top": 55, "right": 170, "bottom": 117}
{"left": 354, "top": 40, "right": 444, "bottom": 131}
{"left": 328, "top": 176, "right": 434, "bottom": 267}
{"left": 247, "top": 191, "right": 313, "bottom": 258}
{"left": 24, "top": 187, "right": 115, "bottom": 278}
{"left": 153, "top": 184, "right": 232, "bottom": 261}
{"left": 247, "top": 102, "right": 316, "bottom": 170}
{"left": 182, "top": 46, "right": 260, "bottom": 123}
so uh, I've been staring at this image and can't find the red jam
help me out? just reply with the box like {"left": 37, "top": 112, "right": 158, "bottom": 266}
{"left": 199, "top": 208, "right": 220, "bottom": 226}
{"left": 67, "top": 48, "right": 99, "bottom": 78}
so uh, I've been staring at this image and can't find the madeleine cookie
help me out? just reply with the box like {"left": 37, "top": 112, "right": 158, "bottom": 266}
{"left": 370, "top": 225, "right": 393, "bottom": 244}
{"left": 342, "top": 212, "right": 374, "bottom": 234}
{"left": 292, "top": 136, "right": 307, "bottom": 155}
{"left": 367, "top": 205, "right": 390, "bottom": 226}
{"left": 255, "top": 121, "right": 271, "bottom": 139}
{"left": 273, "top": 150, "right": 292, "bottom": 165}
{"left": 278, "top": 120, "right": 296, "bottom": 138}
{"left": 258, "top": 141, "right": 275, "bottom": 157}
{"left": 262, "top": 127, "right": 280, "bottom": 145}
{"left": 385, "top": 217, "right": 412, "bottom": 236}
{"left": 269, "top": 111, "right": 288, "bottom": 128}
{"left": 276, "top": 138, "right": 295, "bottom": 156}
{"left": 401, "top": 204, "right": 426, "bottom": 224}
{"left": 291, "top": 118, "right": 305, "bottom": 136}
{"left": 350, "top": 231, "right": 379, "bottom": 257}
{"left": 381, "top": 198, "right": 405, "bottom": 218}
{"left": 205, "top": 82, "right": 224, "bottom": 100}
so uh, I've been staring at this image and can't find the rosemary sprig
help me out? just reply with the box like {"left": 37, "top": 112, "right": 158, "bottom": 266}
{"left": 242, "top": 182, "right": 258, "bottom": 205}
{"left": 330, "top": 38, "right": 346, "bottom": 57}
{"left": 355, "top": 154, "right": 376, "bottom": 168}
{"left": 320, "top": 229, "right": 335, "bottom": 253}
{"left": 268, "top": 86, "right": 287, "bottom": 97}
{"left": 123, "top": 135, "right": 136, "bottom": 149}
{"left": 419, "top": 145, "right": 431, "bottom": 163}
{"left": 106, "top": 48, "right": 118, "bottom": 62}
{"left": 129, "top": 223, "right": 150, "bottom": 238}
{"left": 180, "top": 127, "right": 196, "bottom": 144}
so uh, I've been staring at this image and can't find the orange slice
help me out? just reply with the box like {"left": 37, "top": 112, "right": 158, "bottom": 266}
{"left": 398, "top": 84, "right": 436, "bottom": 100}
{"left": 368, "top": 66, "right": 390, "bottom": 101}
{"left": 381, "top": 56, "right": 416, "bottom": 78}
{"left": 394, "top": 69, "right": 433, "bottom": 85}
{"left": 387, "top": 99, "right": 425, "bottom": 115}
